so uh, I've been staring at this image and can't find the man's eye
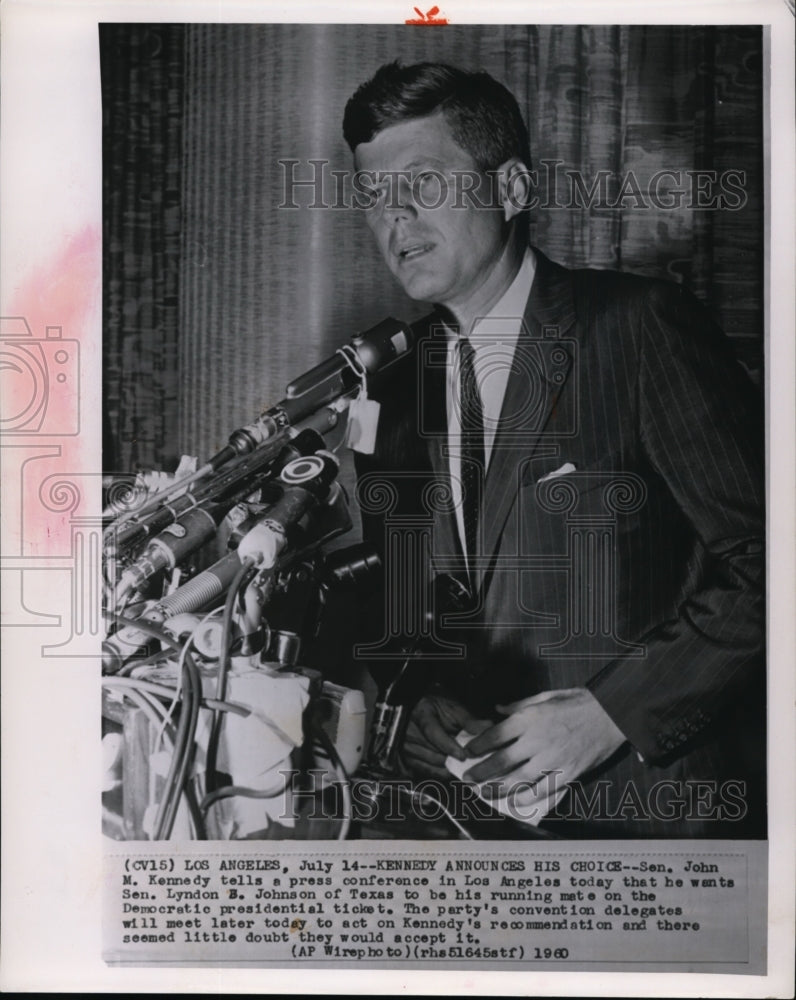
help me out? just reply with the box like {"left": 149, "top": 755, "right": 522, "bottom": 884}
{"left": 413, "top": 172, "right": 445, "bottom": 201}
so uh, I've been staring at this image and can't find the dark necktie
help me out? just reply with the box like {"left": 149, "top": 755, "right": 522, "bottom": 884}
{"left": 458, "top": 336, "right": 484, "bottom": 585}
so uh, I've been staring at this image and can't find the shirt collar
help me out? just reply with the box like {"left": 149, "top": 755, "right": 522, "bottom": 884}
{"left": 472, "top": 247, "right": 536, "bottom": 339}
{"left": 442, "top": 247, "right": 537, "bottom": 345}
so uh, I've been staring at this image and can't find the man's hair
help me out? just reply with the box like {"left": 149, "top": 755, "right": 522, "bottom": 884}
{"left": 343, "top": 61, "right": 531, "bottom": 173}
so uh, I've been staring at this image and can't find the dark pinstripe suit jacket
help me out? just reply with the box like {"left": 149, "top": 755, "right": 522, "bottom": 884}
{"left": 356, "top": 249, "right": 765, "bottom": 836}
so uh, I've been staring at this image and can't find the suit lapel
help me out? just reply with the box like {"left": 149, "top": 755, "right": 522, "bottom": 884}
{"left": 480, "top": 250, "right": 578, "bottom": 590}
{"left": 419, "top": 313, "right": 463, "bottom": 570}
{"left": 417, "top": 252, "right": 580, "bottom": 591}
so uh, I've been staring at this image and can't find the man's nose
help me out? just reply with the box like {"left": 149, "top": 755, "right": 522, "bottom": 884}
{"left": 382, "top": 174, "right": 418, "bottom": 220}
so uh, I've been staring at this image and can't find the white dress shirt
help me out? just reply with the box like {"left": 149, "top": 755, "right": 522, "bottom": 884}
{"left": 445, "top": 248, "right": 537, "bottom": 567}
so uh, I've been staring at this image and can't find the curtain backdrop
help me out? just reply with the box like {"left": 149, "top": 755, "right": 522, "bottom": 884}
{"left": 101, "top": 25, "right": 185, "bottom": 472}
{"left": 102, "top": 24, "right": 763, "bottom": 477}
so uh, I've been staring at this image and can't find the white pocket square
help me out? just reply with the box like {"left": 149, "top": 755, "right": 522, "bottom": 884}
{"left": 537, "top": 462, "right": 576, "bottom": 483}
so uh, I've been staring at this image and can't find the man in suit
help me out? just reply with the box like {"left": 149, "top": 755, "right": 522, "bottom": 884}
{"left": 343, "top": 62, "right": 764, "bottom": 836}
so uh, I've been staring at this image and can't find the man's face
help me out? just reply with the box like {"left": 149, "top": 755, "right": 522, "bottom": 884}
{"left": 353, "top": 112, "right": 513, "bottom": 311}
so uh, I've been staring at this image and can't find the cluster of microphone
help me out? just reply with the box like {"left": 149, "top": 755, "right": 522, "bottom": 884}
{"left": 103, "top": 318, "right": 414, "bottom": 675}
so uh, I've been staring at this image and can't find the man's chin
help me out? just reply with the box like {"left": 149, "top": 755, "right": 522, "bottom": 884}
{"left": 394, "top": 274, "right": 445, "bottom": 304}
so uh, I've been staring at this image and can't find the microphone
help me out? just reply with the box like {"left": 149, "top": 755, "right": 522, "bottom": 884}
{"left": 102, "top": 449, "right": 342, "bottom": 674}
{"left": 285, "top": 318, "right": 412, "bottom": 399}
{"left": 211, "top": 317, "right": 412, "bottom": 467}
{"left": 113, "top": 429, "right": 327, "bottom": 596}
{"left": 102, "top": 551, "right": 245, "bottom": 674}
{"left": 236, "top": 451, "right": 340, "bottom": 568}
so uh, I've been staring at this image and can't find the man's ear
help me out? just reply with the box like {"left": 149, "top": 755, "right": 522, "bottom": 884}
{"left": 496, "top": 158, "right": 533, "bottom": 221}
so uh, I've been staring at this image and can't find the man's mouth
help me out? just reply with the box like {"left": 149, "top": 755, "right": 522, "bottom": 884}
{"left": 397, "top": 242, "right": 434, "bottom": 261}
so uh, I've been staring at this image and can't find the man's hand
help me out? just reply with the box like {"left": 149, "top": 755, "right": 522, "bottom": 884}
{"left": 402, "top": 693, "right": 490, "bottom": 779}
{"left": 462, "top": 688, "right": 626, "bottom": 809}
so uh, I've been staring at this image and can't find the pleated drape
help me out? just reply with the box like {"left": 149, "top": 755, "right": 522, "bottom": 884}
{"left": 102, "top": 24, "right": 763, "bottom": 475}
{"left": 101, "top": 24, "right": 184, "bottom": 472}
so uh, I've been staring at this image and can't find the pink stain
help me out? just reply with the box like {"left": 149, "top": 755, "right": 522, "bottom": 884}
{"left": 3, "top": 225, "right": 101, "bottom": 557}
{"left": 9, "top": 226, "right": 100, "bottom": 337}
